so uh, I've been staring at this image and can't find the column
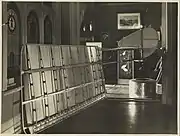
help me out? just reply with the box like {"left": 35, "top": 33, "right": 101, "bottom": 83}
{"left": 21, "top": 3, "right": 27, "bottom": 44}
{"left": 161, "top": 2, "right": 171, "bottom": 105}
{"left": 69, "top": 2, "right": 80, "bottom": 45}
{"left": 2, "top": 2, "right": 8, "bottom": 92}
{"left": 161, "top": 3, "right": 177, "bottom": 106}
{"left": 39, "top": 3, "right": 44, "bottom": 44}
{"left": 1, "top": 1, "right": 8, "bottom": 132}
{"left": 61, "top": 3, "right": 70, "bottom": 44}
{"left": 161, "top": 3, "right": 168, "bottom": 49}
{"left": 53, "top": 2, "right": 61, "bottom": 44}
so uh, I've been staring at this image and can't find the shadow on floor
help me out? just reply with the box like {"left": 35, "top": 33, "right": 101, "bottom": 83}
{"left": 40, "top": 99, "right": 177, "bottom": 134}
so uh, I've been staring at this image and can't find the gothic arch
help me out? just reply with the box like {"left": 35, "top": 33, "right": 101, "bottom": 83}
{"left": 7, "top": 2, "right": 21, "bottom": 79}
{"left": 27, "top": 11, "right": 39, "bottom": 43}
{"left": 44, "top": 15, "right": 52, "bottom": 44}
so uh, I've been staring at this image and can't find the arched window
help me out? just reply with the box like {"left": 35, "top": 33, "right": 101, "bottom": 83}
{"left": 7, "top": 2, "right": 21, "bottom": 86}
{"left": 27, "top": 11, "right": 39, "bottom": 43}
{"left": 44, "top": 15, "right": 52, "bottom": 44}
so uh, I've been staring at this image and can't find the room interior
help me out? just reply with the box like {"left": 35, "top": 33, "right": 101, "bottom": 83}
{"left": 1, "top": 2, "right": 178, "bottom": 134}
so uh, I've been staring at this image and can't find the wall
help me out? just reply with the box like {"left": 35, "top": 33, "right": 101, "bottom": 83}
{"left": 93, "top": 3, "right": 161, "bottom": 84}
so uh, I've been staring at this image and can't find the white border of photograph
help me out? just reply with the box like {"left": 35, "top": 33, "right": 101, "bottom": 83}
{"left": 117, "top": 13, "right": 141, "bottom": 30}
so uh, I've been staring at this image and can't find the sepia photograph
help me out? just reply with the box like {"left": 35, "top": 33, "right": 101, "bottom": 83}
{"left": 0, "top": 1, "right": 179, "bottom": 135}
{"left": 117, "top": 13, "right": 141, "bottom": 29}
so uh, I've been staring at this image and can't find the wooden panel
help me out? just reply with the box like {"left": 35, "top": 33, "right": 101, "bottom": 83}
{"left": 94, "top": 47, "right": 102, "bottom": 96}
{"left": 40, "top": 46, "right": 56, "bottom": 116}
{"left": 25, "top": 45, "right": 44, "bottom": 124}
{"left": 66, "top": 90, "right": 75, "bottom": 107}
{"left": 51, "top": 46, "right": 67, "bottom": 110}
{"left": 81, "top": 66, "right": 88, "bottom": 100}
{"left": 87, "top": 47, "right": 96, "bottom": 98}
{"left": 23, "top": 75, "right": 33, "bottom": 125}
{"left": 78, "top": 46, "right": 86, "bottom": 63}
{"left": 26, "top": 45, "right": 39, "bottom": 69}
{"left": 85, "top": 47, "right": 94, "bottom": 99}
{"left": 70, "top": 46, "right": 79, "bottom": 64}
{"left": 62, "top": 46, "right": 71, "bottom": 65}
{"left": 72, "top": 47, "right": 83, "bottom": 104}
{"left": 51, "top": 46, "right": 63, "bottom": 66}
{"left": 78, "top": 47, "right": 86, "bottom": 103}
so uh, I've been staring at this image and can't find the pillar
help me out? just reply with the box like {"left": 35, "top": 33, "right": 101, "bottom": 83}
{"left": 53, "top": 2, "right": 61, "bottom": 44}
{"left": 69, "top": 2, "right": 80, "bottom": 45}
{"left": 39, "top": 3, "right": 44, "bottom": 44}
{"left": 2, "top": 2, "right": 8, "bottom": 92}
{"left": 161, "top": 3, "right": 177, "bottom": 106}
{"left": 161, "top": 3, "right": 169, "bottom": 105}
{"left": 61, "top": 3, "right": 70, "bottom": 44}
{"left": 161, "top": 3, "right": 168, "bottom": 49}
{"left": 21, "top": 3, "right": 27, "bottom": 44}
{"left": 1, "top": 1, "right": 8, "bottom": 132}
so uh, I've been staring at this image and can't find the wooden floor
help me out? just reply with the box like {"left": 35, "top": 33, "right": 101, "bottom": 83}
{"left": 40, "top": 99, "right": 177, "bottom": 134}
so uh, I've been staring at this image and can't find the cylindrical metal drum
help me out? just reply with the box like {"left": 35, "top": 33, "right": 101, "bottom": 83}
{"left": 129, "top": 78, "right": 156, "bottom": 98}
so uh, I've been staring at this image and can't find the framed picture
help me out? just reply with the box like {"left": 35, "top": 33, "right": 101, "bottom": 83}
{"left": 117, "top": 13, "right": 141, "bottom": 30}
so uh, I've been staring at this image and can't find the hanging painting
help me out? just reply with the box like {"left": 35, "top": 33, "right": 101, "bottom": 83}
{"left": 117, "top": 13, "right": 141, "bottom": 30}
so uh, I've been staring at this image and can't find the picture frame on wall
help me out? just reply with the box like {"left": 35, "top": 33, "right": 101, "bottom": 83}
{"left": 117, "top": 13, "right": 141, "bottom": 30}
